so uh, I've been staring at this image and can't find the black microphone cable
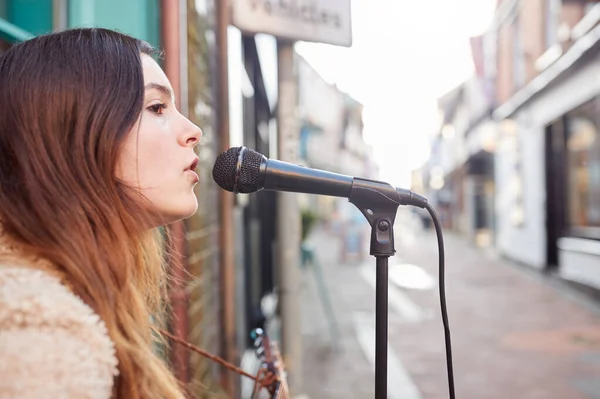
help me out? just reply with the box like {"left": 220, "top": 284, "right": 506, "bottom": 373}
{"left": 356, "top": 189, "right": 456, "bottom": 398}
{"left": 424, "top": 202, "right": 455, "bottom": 399}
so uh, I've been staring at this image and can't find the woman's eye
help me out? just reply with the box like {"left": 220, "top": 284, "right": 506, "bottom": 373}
{"left": 148, "top": 103, "right": 166, "bottom": 115}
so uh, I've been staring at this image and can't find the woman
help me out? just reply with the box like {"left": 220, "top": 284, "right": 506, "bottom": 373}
{"left": 0, "top": 28, "right": 201, "bottom": 399}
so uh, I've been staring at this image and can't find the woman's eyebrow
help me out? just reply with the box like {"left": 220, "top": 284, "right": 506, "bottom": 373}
{"left": 145, "top": 82, "right": 175, "bottom": 102}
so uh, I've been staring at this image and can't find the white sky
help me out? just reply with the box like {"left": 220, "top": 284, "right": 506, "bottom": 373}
{"left": 295, "top": 0, "right": 496, "bottom": 187}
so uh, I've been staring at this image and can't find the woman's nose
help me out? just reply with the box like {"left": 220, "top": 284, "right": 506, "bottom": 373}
{"left": 181, "top": 117, "right": 202, "bottom": 147}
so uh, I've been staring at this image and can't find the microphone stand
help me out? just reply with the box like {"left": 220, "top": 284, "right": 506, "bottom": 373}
{"left": 349, "top": 178, "right": 400, "bottom": 399}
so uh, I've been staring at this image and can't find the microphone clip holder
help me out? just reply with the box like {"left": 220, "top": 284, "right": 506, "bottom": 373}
{"left": 349, "top": 177, "right": 401, "bottom": 399}
{"left": 349, "top": 177, "right": 399, "bottom": 257}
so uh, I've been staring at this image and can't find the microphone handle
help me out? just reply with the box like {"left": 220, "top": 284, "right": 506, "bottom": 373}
{"left": 257, "top": 158, "right": 427, "bottom": 208}
{"left": 261, "top": 159, "right": 353, "bottom": 197}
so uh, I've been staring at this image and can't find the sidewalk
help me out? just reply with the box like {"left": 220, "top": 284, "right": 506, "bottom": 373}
{"left": 299, "top": 212, "right": 600, "bottom": 399}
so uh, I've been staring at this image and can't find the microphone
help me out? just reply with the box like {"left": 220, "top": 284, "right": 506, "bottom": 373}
{"left": 212, "top": 147, "right": 457, "bottom": 399}
{"left": 212, "top": 146, "right": 427, "bottom": 208}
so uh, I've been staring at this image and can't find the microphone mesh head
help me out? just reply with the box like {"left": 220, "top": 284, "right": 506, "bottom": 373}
{"left": 212, "top": 146, "right": 264, "bottom": 193}
{"left": 212, "top": 147, "right": 240, "bottom": 192}
{"left": 237, "top": 148, "right": 264, "bottom": 193}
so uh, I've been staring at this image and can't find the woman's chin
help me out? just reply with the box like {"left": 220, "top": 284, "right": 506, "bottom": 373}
{"left": 156, "top": 199, "right": 199, "bottom": 226}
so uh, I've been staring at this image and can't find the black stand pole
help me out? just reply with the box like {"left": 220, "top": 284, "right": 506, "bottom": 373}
{"left": 375, "top": 256, "right": 389, "bottom": 399}
{"left": 349, "top": 178, "right": 400, "bottom": 399}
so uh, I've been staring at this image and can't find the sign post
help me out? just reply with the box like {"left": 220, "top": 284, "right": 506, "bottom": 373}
{"left": 275, "top": 38, "right": 303, "bottom": 392}
{"left": 230, "top": 0, "right": 352, "bottom": 394}
{"left": 232, "top": 0, "right": 352, "bottom": 46}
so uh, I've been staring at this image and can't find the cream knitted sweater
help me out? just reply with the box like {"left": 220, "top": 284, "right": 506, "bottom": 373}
{"left": 0, "top": 236, "right": 118, "bottom": 398}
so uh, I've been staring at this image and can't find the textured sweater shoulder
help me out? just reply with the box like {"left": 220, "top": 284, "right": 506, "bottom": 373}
{"left": 0, "top": 264, "right": 119, "bottom": 399}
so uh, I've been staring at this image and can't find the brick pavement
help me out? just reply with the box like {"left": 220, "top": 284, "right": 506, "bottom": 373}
{"left": 299, "top": 212, "right": 600, "bottom": 399}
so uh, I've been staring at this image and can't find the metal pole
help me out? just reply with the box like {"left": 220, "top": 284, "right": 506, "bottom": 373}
{"left": 51, "top": 0, "right": 68, "bottom": 31}
{"left": 178, "top": 0, "right": 188, "bottom": 118}
{"left": 375, "top": 256, "right": 389, "bottom": 399}
{"left": 276, "top": 39, "right": 303, "bottom": 393}
{"left": 161, "top": 0, "right": 190, "bottom": 385}
{"left": 215, "top": 0, "right": 236, "bottom": 396}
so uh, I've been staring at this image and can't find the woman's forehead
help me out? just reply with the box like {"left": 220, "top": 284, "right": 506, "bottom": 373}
{"left": 141, "top": 54, "right": 170, "bottom": 87}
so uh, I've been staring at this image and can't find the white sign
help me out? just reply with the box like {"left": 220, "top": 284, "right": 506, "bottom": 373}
{"left": 231, "top": 0, "right": 352, "bottom": 47}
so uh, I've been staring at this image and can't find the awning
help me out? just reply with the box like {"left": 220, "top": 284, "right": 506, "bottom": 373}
{"left": 493, "top": 15, "right": 600, "bottom": 120}
{"left": 466, "top": 150, "right": 493, "bottom": 176}
{"left": 0, "top": 18, "right": 34, "bottom": 44}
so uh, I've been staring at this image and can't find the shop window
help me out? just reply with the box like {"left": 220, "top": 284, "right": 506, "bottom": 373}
{"left": 566, "top": 97, "right": 600, "bottom": 238}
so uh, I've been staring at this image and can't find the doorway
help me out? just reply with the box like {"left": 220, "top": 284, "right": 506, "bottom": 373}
{"left": 545, "top": 118, "right": 567, "bottom": 269}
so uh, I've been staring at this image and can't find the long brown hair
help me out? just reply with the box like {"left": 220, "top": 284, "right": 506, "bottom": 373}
{"left": 0, "top": 28, "right": 185, "bottom": 398}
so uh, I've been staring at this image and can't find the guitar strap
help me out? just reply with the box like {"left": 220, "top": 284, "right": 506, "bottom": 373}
{"left": 159, "top": 329, "right": 287, "bottom": 398}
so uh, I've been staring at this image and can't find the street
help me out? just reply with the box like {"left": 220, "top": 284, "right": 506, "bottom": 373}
{"left": 300, "top": 211, "right": 600, "bottom": 399}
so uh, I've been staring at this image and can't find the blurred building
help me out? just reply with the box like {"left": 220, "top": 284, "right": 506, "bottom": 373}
{"left": 183, "top": 3, "right": 282, "bottom": 398}
{"left": 420, "top": 40, "right": 498, "bottom": 244}
{"left": 491, "top": 0, "right": 600, "bottom": 289}
{"left": 227, "top": 26, "right": 281, "bottom": 399}
{"left": 421, "top": 0, "right": 600, "bottom": 291}
{"left": 297, "top": 54, "right": 378, "bottom": 222}
{"left": 296, "top": 54, "right": 377, "bottom": 261}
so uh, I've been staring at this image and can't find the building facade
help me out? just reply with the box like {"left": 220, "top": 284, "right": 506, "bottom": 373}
{"left": 421, "top": 48, "right": 497, "bottom": 246}
{"left": 422, "top": 0, "right": 600, "bottom": 290}
{"left": 491, "top": 0, "right": 600, "bottom": 289}
{"left": 296, "top": 54, "right": 378, "bottom": 260}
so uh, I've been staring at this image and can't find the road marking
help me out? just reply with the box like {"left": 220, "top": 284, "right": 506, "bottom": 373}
{"left": 360, "top": 266, "right": 425, "bottom": 323}
{"left": 353, "top": 312, "right": 422, "bottom": 399}
{"left": 389, "top": 263, "right": 436, "bottom": 291}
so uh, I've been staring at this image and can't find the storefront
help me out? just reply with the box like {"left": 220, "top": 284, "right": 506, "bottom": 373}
{"left": 547, "top": 95, "right": 600, "bottom": 287}
{"left": 495, "top": 30, "right": 600, "bottom": 288}
{"left": 466, "top": 149, "right": 496, "bottom": 247}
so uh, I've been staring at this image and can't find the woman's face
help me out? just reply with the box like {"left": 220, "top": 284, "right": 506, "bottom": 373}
{"left": 117, "top": 54, "right": 202, "bottom": 226}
